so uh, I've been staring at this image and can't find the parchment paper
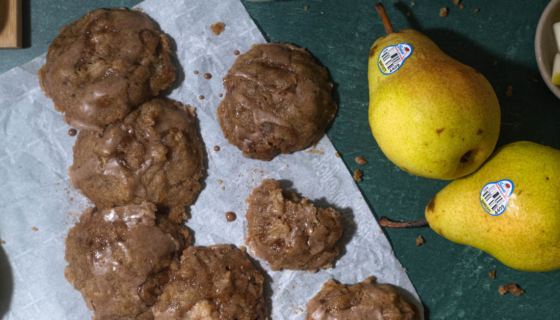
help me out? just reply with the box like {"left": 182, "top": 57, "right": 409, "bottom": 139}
{"left": 0, "top": 0, "right": 423, "bottom": 319}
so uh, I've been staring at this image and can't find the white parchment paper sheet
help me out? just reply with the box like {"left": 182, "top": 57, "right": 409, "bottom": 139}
{"left": 0, "top": 0, "right": 423, "bottom": 319}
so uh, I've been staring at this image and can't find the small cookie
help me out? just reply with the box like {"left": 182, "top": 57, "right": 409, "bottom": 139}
{"left": 245, "top": 179, "right": 344, "bottom": 271}
{"left": 153, "top": 245, "right": 267, "bottom": 320}
{"left": 38, "top": 8, "right": 175, "bottom": 131}
{"left": 64, "top": 203, "right": 189, "bottom": 320}
{"left": 306, "top": 277, "right": 420, "bottom": 320}
{"left": 69, "top": 98, "right": 203, "bottom": 220}
{"left": 217, "top": 42, "right": 337, "bottom": 160}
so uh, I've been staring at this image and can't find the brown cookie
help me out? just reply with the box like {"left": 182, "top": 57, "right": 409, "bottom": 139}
{"left": 245, "top": 179, "right": 344, "bottom": 271}
{"left": 153, "top": 245, "right": 267, "bottom": 320}
{"left": 38, "top": 8, "right": 175, "bottom": 132}
{"left": 217, "top": 43, "right": 337, "bottom": 160}
{"left": 64, "top": 203, "right": 189, "bottom": 320}
{"left": 69, "top": 98, "right": 203, "bottom": 221}
{"left": 306, "top": 277, "right": 420, "bottom": 320}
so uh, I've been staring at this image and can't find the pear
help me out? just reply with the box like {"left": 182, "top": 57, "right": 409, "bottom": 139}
{"left": 552, "top": 53, "right": 560, "bottom": 86}
{"left": 425, "top": 141, "right": 560, "bottom": 272}
{"left": 368, "top": 3, "right": 501, "bottom": 180}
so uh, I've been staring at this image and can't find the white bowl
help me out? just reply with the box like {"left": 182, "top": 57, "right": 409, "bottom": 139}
{"left": 536, "top": 0, "right": 560, "bottom": 99}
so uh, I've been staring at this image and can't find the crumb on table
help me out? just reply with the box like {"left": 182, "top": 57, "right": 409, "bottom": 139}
{"left": 460, "top": 4, "right": 465, "bottom": 9}
{"left": 453, "top": 0, "right": 460, "bottom": 5}
{"left": 506, "top": 86, "right": 513, "bottom": 97}
{"left": 304, "top": 5, "right": 309, "bottom": 10}
{"left": 415, "top": 236, "right": 425, "bottom": 246}
{"left": 489, "top": 270, "right": 496, "bottom": 280}
{"left": 210, "top": 22, "right": 226, "bottom": 36}
{"left": 439, "top": 8, "right": 448, "bottom": 17}
{"left": 353, "top": 169, "right": 363, "bottom": 182}
{"left": 528, "top": 75, "right": 539, "bottom": 83}
{"left": 474, "top": 8, "right": 480, "bottom": 13}
{"left": 355, "top": 156, "right": 368, "bottom": 165}
{"left": 499, "top": 283, "right": 524, "bottom": 296}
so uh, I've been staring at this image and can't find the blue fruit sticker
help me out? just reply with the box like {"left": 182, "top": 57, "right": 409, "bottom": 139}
{"left": 479, "top": 179, "right": 514, "bottom": 216}
{"left": 378, "top": 43, "right": 413, "bottom": 75}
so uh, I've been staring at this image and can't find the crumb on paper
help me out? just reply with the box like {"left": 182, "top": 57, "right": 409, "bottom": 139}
{"left": 506, "top": 85, "right": 513, "bottom": 97}
{"left": 460, "top": 4, "right": 465, "bottom": 9}
{"left": 218, "top": 179, "right": 222, "bottom": 185}
{"left": 439, "top": 8, "right": 448, "bottom": 17}
{"left": 528, "top": 75, "right": 539, "bottom": 83}
{"left": 353, "top": 169, "right": 363, "bottom": 181}
{"left": 378, "top": 230, "right": 383, "bottom": 234}
{"left": 221, "top": 186, "right": 225, "bottom": 190}
{"left": 307, "top": 269, "right": 318, "bottom": 274}
{"left": 489, "top": 270, "right": 496, "bottom": 280}
{"left": 335, "top": 152, "right": 340, "bottom": 158}
{"left": 355, "top": 156, "right": 368, "bottom": 165}
{"left": 474, "top": 8, "right": 480, "bottom": 13}
{"left": 499, "top": 284, "right": 524, "bottom": 296}
{"left": 415, "top": 236, "right": 425, "bottom": 246}
{"left": 69, "top": 211, "right": 80, "bottom": 217}
{"left": 0, "top": 239, "right": 5, "bottom": 245}
{"left": 304, "top": 5, "right": 309, "bottom": 10}
{"left": 239, "top": 245, "right": 247, "bottom": 252}
{"left": 453, "top": 0, "right": 460, "bottom": 5}
{"left": 214, "top": 146, "right": 220, "bottom": 151}
{"left": 32, "top": 227, "right": 38, "bottom": 231}
{"left": 298, "top": 307, "right": 303, "bottom": 312}
{"left": 306, "top": 144, "right": 324, "bottom": 155}
{"left": 210, "top": 22, "right": 225, "bottom": 36}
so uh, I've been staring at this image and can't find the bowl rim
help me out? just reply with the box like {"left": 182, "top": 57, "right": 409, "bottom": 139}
{"left": 535, "top": 0, "right": 560, "bottom": 99}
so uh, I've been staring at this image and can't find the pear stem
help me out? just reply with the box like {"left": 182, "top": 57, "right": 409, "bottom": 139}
{"left": 379, "top": 217, "right": 429, "bottom": 228}
{"left": 375, "top": 2, "right": 395, "bottom": 35}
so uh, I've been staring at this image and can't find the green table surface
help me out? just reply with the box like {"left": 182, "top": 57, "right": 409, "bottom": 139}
{"left": 1, "top": 0, "right": 559, "bottom": 319}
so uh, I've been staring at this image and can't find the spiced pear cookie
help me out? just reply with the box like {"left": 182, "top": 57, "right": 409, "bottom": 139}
{"left": 306, "top": 277, "right": 420, "bottom": 320}
{"left": 65, "top": 203, "right": 189, "bottom": 320}
{"left": 38, "top": 8, "right": 175, "bottom": 132}
{"left": 69, "top": 98, "right": 203, "bottom": 221}
{"left": 153, "top": 245, "right": 267, "bottom": 320}
{"left": 217, "top": 42, "right": 337, "bottom": 161}
{"left": 245, "top": 179, "right": 345, "bottom": 271}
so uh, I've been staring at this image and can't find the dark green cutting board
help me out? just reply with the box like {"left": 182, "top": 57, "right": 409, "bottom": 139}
{"left": 1, "top": 0, "right": 559, "bottom": 319}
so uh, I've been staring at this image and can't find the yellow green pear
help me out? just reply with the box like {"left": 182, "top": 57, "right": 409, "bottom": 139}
{"left": 368, "top": 3, "right": 500, "bottom": 180}
{"left": 426, "top": 141, "right": 560, "bottom": 272}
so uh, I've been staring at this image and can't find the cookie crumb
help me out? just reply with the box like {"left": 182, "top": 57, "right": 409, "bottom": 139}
{"left": 222, "top": 186, "right": 225, "bottom": 190}
{"left": 234, "top": 50, "right": 240, "bottom": 55}
{"left": 204, "top": 73, "right": 212, "bottom": 80}
{"left": 453, "top": 0, "right": 460, "bottom": 5}
{"left": 218, "top": 179, "right": 222, "bottom": 185}
{"left": 506, "top": 86, "right": 513, "bottom": 98}
{"left": 489, "top": 270, "right": 496, "bottom": 280}
{"left": 353, "top": 169, "right": 363, "bottom": 181}
{"left": 411, "top": 2, "right": 415, "bottom": 5}
{"left": 474, "top": 8, "right": 480, "bottom": 13}
{"left": 459, "top": 4, "right": 465, "bottom": 9}
{"left": 219, "top": 93, "right": 223, "bottom": 97}
{"left": 32, "top": 227, "right": 38, "bottom": 231}
{"left": 439, "top": 8, "right": 448, "bottom": 17}
{"left": 214, "top": 146, "right": 220, "bottom": 151}
{"left": 239, "top": 245, "right": 247, "bottom": 252}
{"left": 355, "top": 156, "right": 368, "bottom": 165}
{"left": 226, "top": 211, "right": 237, "bottom": 222}
{"left": 194, "top": 70, "right": 199, "bottom": 75}
{"left": 199, "top": 95, "right": 205, "bottom": 100}
{"left": 210, "top": 22, "right": 225, "bottom": 36}
{"left": 304, "top": 5, "right": 309, "bottom": 10}
{"left": 335, "top": 152, "right": 340, "bottom": 158}
{"left": 68, "top": 128, "right": 77, "bottom": 136}
{"left": 407, "top": 12, "right": 411, "bottom": 17}
{"left": 479, "top": 25, "right": 482, "bottom": 28}
{"left": 499, "top": 283, "right": 524, "bottom": 296}
{"left": 415, "top": 236, "right": 425, "bottom": 246}
{"left": 528, "top": 75, "right": 539, "bottom": 83}
{"left": 378, "top": 230, "right": 383, "bottom": 234}
{"left": 298, "top": 307, "right": 303, "bottom": 312}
